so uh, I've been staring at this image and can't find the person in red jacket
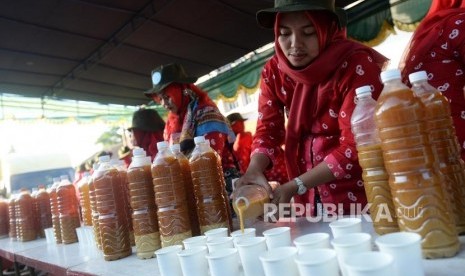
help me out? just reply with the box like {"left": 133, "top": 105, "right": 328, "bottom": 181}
{"left": 235, "top": 0, "right": 388, "bottom": 217}
{"left": 400, "top": 0, "right": 465, "bottom": 161}
{"left": 227, "top": 112, "right": 252, "bottom": 174}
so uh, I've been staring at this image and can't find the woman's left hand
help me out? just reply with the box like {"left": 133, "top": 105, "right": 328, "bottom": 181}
{"left": 271, "top": 181, "right": 297, "bottom": 205}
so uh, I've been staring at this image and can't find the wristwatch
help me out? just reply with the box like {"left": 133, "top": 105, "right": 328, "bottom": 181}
{"left": 294, "top": 177, "right": 308, "bottom": 195}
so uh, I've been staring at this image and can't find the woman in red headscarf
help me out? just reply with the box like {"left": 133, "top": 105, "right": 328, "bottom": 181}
{"left": 400, "top": 0, "right": 465, "bottom": 161}
{"left": 145, "top": 64, "right": 240, "bottom": 196}
{"left": 235, "top": 0, "right": 388, "bottom": 217}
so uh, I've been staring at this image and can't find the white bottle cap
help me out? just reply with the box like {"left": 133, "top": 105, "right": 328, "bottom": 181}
{"left": 380, "top": 69, "right": 401, "bottom": 83}
{"left": 157, "top": 141, "right": 169, "bottom": 150}
{"left": 194, "top": 136, "right": 206, "bottom": 144}
{"left": 355, "top": 85, "right": 372, "bottom": 97}
{"left": 408, "top": 71, "right": 428, "bottom": 84}
{"left": 132, "top": 147, "right": 146, "bottom": 157}
{"left": 170, "top": 143, "right": 181, "bottom": 152}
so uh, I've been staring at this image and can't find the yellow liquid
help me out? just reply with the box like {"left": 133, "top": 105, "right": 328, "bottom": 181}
{"left": 357, "top": 143, "right": 399, "bottom": 235}
{"left": 234, "top": 197, "right": 269, "bottom": 233}
{"left": 375, "top": 87, "right": 459, "bottom": 258}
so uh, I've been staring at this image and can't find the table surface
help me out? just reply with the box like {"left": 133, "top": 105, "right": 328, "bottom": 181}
{"left": 1, "top": 217, "right": 465, "bottom": 276}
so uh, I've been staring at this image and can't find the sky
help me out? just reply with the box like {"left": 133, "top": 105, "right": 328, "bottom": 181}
{"left": 0, "top": 28, "right": 413, "bottom": 169}
{"left": 373, "top": 28, "right": 413, "bottom": 69}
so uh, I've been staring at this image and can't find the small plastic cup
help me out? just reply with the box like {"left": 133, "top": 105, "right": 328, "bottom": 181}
{"left": 295, "top": 248, "right": 339, "bottom": 276}
{"left": 293, "top": 232, "right": 330, "bottom": 254}
{"left": 262, "top": 226, "right": 291, "bottom": 249}
{"left": 177, "top": 246, "right": 209, "bottom": 276}
{"left": 182, "top": 235, "right": 207, "bottom": 249}
{"left": 231, "top": 228, "right": 256, "bottom": 239}
{"left": 44, "top": 228, "right": 56, "bottom": 244}
{"left": 345, "top": 251, "right": 394, "bottom": 276}
{"left": 206, "top": 248, "right": 240, "bottom": 276}
{"left": 155, "top": 245, "right": 183, "bottom": 276}
{"left": 235, "top": 237, "right": 267, "bottom": 276}
{"left": 329, "top": 217, "right": 362, "bottom": 238}
{"left": 206, "top": 236, "right": 234, "bottom": 253}
{"left": 375, "top": 232, "right": 424, "bottom": 276}
{"left": 259, "top": 246, "right": 299, "bottom": 276}
{"left": 331, "top": 232, "right": 372, "bottom": 276}
{"left": 204, "top": 227, "right": 229, "bottom": 240}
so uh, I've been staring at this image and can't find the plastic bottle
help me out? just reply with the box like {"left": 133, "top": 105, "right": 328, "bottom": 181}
{"left": 0, "top": 198, "right": 10, "bottom": 238}
{"left": 189, "top": 136, "right": 230, "bottom": 234}
{"left": 8, "top": 194, "right": 17, "bottom": 240}
{"left": 232, "top": 185, "right": 269, "bottom": 232}
{"left": 110, "top": 159, "right": 134, "bottom": 247}
{"left": 34, "top": 185, "right": 53, "bottom": 238}
{"left": 206, "top": 139, "right": 234, "bottom": 231}
{"left": 78, "top": 172, "right": 93, "bottom": 226}
{"left": 57, "top": 175, "right": 80, "bottom": 244}
{"left": 49, "top": 177, "right": 62, "bottom": 243}
{"left": 374, "top": 69, "right": 459, "bottom": 258}
{"left": 350, "top": 85, "right": 399, "bottom": 235}
{"left": 152, "top": 141, "right": 192, "bottom": 247}
{"left": 88, "top": 163, "right": 102, "bottom": 250}
{"left": 127, "top": 147, "right": 160, "bottom": 258}
{"left": 170, "top": 143, "right": 200, "bottom": 236}
{"left": 16, "top": 189, "right": 37, "bottom": 241}
{"left": 93, "top": 155, "right": 131, "bottom": 261}
{"left": 409, "top": 70, "right": 465, "bottom": 234}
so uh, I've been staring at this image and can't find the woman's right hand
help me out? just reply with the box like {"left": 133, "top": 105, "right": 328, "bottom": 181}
{"left": 234, "top": 169, "right": 273, "bottom": 199}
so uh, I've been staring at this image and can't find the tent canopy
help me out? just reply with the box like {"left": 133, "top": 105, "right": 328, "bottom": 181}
{"left": 0, "top": 0, "right": 431, "bottom": 109}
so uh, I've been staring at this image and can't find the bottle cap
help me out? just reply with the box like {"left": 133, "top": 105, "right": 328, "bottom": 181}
{"left": 380, "top": 69, "right": 401, "bottom": 83}
{"left": 408, "top": 71, "right": 428, "bottom": 84}
{"left": 194, "top": 136, "right": 206, "bottom": 144}
{"left": 170, "top": 143, "right": 181, "bottom": 152}
{"left": 355, "top": 85, "right": 372, "bottom": 97}
{"left": 132, "top": 147, "right": 146, "bottom": 157}
{"left": 157, "top": 141, "right": 169, "bottom": 150}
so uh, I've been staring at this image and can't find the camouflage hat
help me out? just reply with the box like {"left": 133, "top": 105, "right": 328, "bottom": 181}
{"left": 256, "top": 0, "right": 347, "bottom": 29}
{"left": 128, "top": 108, "right": 165, "bottom": 132}
{"left": 226, "top": 113, "right": 247, "bottom": 124}
{"left": 144, "top": 63, "right": 197, "bottom": 96}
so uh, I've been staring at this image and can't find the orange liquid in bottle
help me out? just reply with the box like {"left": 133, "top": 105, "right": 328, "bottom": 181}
{"left": 16, "top": 189, "right": 37, "bottom": 242}
{"left": 410, "top": 71, "right": 465, "bottom": 234}
{"left": 357, "top": 144, "right": 399, "bottom": 234}
{"left": 171, "top": 144, "right": 200, "bottom": 236}
{"left": 88, "top": 170, "right": 102, "bottom": 250}
{"left": 8, "top": 196, "right": 17, "bottom": 240}
{"left": 49, "top": 180, "right": 62, "bottom": 243}
{"left": 189, "top": 137, "right": 230, "bottom": 234}
{"left": 127, "top": 149, "right": 161, "bottom": 258}
{"left": 93, "top": 156, "right": 132, "bottom": 261}
{"left": 78, "top": 174, "right": 93, "bottom": 226}
{"left": 57, "top": 177, "right": 80, "bottom": 244}
{"left": 152, "top": 142, "right": 192, "bottom": 247}
{"left": 0, "top": 199, "right": 10, "bottom": 238}
{"left": 35, "top": 185, "right": 53, "bottom": 238}
{"left": 233, "top": 193, "right": 269, "bottom": 233}
{"left": 375, "top": 70, "right": 459, "bottom": 258}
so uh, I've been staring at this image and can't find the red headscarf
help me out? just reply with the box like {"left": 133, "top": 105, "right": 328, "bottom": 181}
{"left": 162, "top": 82, "right": 224, "bottom": 144}
{"left": 400, "top": 0, "right": 465, "bottom": 73}
{"left": 275, "top": 11, "right": 387, "bottom": 178}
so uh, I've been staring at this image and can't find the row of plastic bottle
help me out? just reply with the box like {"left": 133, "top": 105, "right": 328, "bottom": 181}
{"left": 351, "top": 69, "right": 464, "bottom": 259}
{"left": 73, "top": 136, "right": 232, "bottom": 261}
{"left": 1, "top": 176, "right": 77, "bottom": 243}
